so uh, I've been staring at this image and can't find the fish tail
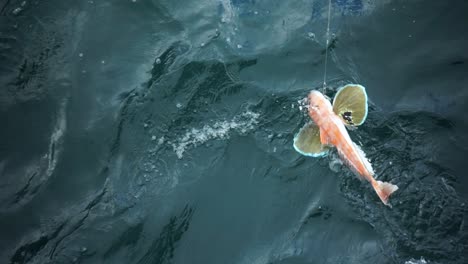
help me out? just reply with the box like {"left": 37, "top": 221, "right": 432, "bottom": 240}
{"left": 373, "top": 180, "right": 399, "bottom": 207}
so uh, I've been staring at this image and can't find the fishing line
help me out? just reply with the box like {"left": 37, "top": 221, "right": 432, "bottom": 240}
{"left": 322, "top": 0, "right": 332, "bottom": 89}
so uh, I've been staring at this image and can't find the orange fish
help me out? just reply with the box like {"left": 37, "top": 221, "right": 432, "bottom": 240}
{"left": 293, "top": 84, "right": 398, "bottom": 206}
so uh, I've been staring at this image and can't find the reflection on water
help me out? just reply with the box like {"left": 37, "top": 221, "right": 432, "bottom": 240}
{"left": 0, "top": 0, "right": 468, "bottom": 264}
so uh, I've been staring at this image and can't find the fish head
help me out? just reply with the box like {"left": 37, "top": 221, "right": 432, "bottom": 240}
{"left": 308, "top": 90, "right": 332, "bottom": 120}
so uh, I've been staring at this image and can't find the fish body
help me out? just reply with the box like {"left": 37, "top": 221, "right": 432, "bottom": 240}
{"left": 301, "top": 88, "right": 398, "bottom": 206}
{"left": 308, "top": 90, "right": 372, "bottom": 178}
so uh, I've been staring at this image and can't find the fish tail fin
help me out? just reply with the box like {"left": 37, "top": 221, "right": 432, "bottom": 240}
{"left": 374, "top": 180, "right": 399, "bottom": 207}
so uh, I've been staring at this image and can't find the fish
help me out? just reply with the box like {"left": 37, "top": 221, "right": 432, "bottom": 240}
{"left": 293, "top": 84, "right": 399, "bottom": 206}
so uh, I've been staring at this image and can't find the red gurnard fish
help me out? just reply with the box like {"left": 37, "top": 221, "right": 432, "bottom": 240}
{"left": 293, "top": 84, "right": 398, "bottom": 206}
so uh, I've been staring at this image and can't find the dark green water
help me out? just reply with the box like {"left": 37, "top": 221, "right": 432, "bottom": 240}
{"left": 1, "top": 0, "right": 467, "bottom": 263}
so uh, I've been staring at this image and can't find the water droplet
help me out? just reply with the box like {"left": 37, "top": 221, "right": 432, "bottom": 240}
{"left": 176, "top": 103, "right": 182, "bottom": 108}
{"left": 254, "top": 11, "right": 258, "bottom": 15}
{"left": 200, "top": 42, "right": 205, "bottom": 47}
{"left": 307, "top": 32, "right": 315, "bottom": 39}
{"left": 237, "top": 44, "right": 242, "bottom": 49}
{"left": 101, "top": 60, "right": 105, "bottom": 64}
{"left": 79, "top": 53, "right": 84, "bottom": 57}
{"left": 12, "top": 8, "right": 22, "bottom": 15}
{"left": 158, "top": 137, "right": 164, "bottom": 145}
{"left": 155, "top": 58, "right": 161, "bottom": 64}
{"left": 151, "top": 135, "right": 157, "bottom": 141}
{"left": 226, "top": 37, "right": 231, "bottom": 43}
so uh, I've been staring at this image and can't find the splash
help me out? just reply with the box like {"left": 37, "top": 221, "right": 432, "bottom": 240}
{"left": 297, "top": 97, "right": 309, "bottom": 112}
{"left": 171, "top": 111, "right": 260, "bottom": 159}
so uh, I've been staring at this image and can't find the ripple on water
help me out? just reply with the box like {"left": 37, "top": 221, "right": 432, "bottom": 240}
{"left": 338, "top": 109, "right": 468, "bottom": 263}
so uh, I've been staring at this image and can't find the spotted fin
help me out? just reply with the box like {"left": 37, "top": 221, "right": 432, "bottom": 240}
{"left": 293, "top": 122, "right": 329, "bottom": 157}
{"left": 332, "top": 84, "right": 368, "bottom": 126}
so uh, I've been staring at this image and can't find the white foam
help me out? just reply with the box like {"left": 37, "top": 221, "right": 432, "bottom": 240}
{"left": 157, "top": 136, "right": 165, "bottom": 145}
{"left": 220, "top": 0, "right": 235, "bottom": 23}
{"left": 171, "top": 111, "right": 260, "bottom": 159}
{"left": 297, "top": 97, "right": 309, "bottom": 112}
{"left": 46, "top": 99, "right": 67, "bottom": 177}
{"left": 405, "top": 257, "right": 428, "bottom": 264}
